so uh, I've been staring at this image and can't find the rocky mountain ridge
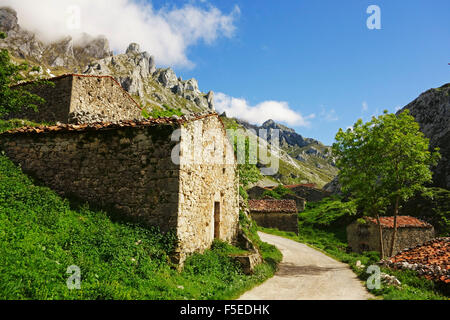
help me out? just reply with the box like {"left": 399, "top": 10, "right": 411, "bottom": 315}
{"left": 234, "top": 117, "right": 336, "bottom": 167}
{"left": 83, "top": 42, "right": 214, "bottom": 114}
{"left": 0, "top": 7, "right": 112, "bottom": 70}
{"left": 397, "top": 83, "right": 450, "bottom": 190}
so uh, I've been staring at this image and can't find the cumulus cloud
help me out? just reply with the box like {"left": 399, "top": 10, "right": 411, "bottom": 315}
{"left": 215, "top": 92, "right": 315, "bottom": 127}
{"left": 0, "top": 0, "right": 239, "bottom": 67}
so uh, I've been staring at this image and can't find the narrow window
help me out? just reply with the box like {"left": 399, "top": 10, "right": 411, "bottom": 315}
{"left": 214, "top": 202, "right": 221, "bottom": 239}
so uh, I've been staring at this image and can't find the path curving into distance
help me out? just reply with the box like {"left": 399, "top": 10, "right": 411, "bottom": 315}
{"left": 238, "top": 232, "right": 375, "bottom": 300}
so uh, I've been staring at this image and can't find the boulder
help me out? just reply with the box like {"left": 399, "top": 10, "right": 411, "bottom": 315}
{"left": 0, "top": 7, "right": 18, "bottom": 32}
{"left": 126, "top": 42, "right": 140, "bottom": 55}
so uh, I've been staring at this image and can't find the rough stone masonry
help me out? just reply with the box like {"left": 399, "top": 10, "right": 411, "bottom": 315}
{"left": 0, "top": 114, "right": 240, "bottom": 264}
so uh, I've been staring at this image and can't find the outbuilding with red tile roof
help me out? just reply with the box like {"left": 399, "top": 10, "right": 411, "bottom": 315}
{"left": 347, "top": 216, "right": 435, "bottom": 257}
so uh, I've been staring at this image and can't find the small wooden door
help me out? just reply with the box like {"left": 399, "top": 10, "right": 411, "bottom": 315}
{"left": 214, "top": 202, "right": 220, "bottom": 239}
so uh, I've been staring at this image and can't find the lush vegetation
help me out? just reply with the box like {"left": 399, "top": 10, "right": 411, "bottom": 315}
{"left": 141, "top": 105, "right": 184, "bottom": 119}
{"left": 0, "top": 155, "right": 280, "bottom": 300}
{"left": 400, "top": 187, "right": 450, "bottom": 237}
{"left": 258, "top": 196, "right": 448, "bottom": 300}
{"left": 262, "top": 185, "right": 293, "bottom": 200}
{"left": 299, "top": 196, "right": 357, "bottom": 228}
{"left": 220, "top": 117, "right": 262, "bottom": 199}
{"left": 333, "top": 110, "right": 440, "bottom": 257}
{"left": 0, "top": 32, "right": 54, "bottom": 117}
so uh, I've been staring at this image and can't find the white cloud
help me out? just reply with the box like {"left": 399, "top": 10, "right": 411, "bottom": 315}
{"left": 215, "top": 92, "right": 314, "bottom": 127}
{"left": 319, "top": 107, "right": 338, "bottom": 122}
{"left": 362, "top": 101, "right": 369, "bottom": 112}
{"left": 0, "top": 0, "right": 239, "bottom": 67}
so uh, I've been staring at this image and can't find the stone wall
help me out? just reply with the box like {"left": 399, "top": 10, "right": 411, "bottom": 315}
{"left": 6, "top": 74, "right": 142, "bottom": 124}
{"left": 347, "top": 222, "right": 435, "bottom": 257}
{"left": 177, "top": 115, "right": 239, "bottom": 259}
{"left": 69, "top": 75, "right": 143, "bottom": 123}
{"left": 250, "top": 212, "right": 298, "bottom": 234}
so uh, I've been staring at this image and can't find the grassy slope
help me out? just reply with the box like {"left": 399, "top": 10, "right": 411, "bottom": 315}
{"left": 259, "top": 197, "right": 449, "bottom": 300}
{"left": 0, "top": 153, "right": 281, "bottom": 300}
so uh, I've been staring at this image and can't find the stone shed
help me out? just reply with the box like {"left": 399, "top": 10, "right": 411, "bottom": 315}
{"left": 5, "top": 74, "right": 143, "bottom": 124}
{"left": 347, "top": 216, "right": 435, "bottom": 257}
{"left": 249, "top": 199, "right": 298, "bottom": 234}
{"left": 0, "top": 114, "right": 239, "bottom": 264}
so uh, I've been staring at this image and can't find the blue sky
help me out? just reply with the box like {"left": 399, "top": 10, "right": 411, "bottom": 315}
{"left": 156, "top": 0, "right": 450, "bottom": 145}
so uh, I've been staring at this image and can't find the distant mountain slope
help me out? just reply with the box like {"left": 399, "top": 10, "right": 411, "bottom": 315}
{"left": 397, "top": 83, "right": 450, "bottom": 189}
{"left": 222, "top": 117, "right": 338, "bottom": 187}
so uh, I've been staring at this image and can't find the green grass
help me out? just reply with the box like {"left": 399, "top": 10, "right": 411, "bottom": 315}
{"left": 257, "top": 196, "right": 449, "bottom": 300}
{"left": 0, "top": 154, "right": 280, "bottom": 300}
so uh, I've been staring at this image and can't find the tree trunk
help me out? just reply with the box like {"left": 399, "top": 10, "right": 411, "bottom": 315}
{"left": 389, "top": 196, "right": 400, "bottom": 257}
{"left": 376, "top": 214, "right": 385, "bottom": 259}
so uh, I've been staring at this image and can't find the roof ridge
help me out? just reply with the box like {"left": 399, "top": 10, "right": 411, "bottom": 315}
{"left": 0, "top": 113, "right": 220, "bottom": 135}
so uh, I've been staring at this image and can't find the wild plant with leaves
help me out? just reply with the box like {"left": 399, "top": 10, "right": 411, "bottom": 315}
{"left": 0, "top": 32, "right": 53, "bottom": 117}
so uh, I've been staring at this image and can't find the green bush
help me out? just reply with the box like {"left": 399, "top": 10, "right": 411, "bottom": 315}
{"left": 142, "top": 105, "right": 183, "bottom": 119}
{"left": 299, "top": 196, "right": 357, "bottom": 228}
{"left": 262, "top": 185, "right": 293, "bottom": 200}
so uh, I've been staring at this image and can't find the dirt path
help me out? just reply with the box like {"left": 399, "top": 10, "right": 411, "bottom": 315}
{"left": 238, "top": 232, "right": 375, "bottom": 300}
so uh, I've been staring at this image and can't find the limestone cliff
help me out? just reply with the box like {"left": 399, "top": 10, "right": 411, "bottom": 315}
{"left": 397, "top": 83, "right": 450, "bottom": 190}
{"left": 83, "top": 42, "right": 215, "bottom": 114}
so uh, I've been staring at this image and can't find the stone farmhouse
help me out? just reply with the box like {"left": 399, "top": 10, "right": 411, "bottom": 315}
{"left": 249, "top": 199, "right": 298, "bottom": 234}
{"left": 0, "top": 74, "right": 240, "bottom": 264}
{"left": 347, "top": 216, "right": 435, "bottom": 257}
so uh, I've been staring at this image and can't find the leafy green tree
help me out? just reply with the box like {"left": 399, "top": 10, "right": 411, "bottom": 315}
{"left": 0, "top": 31, "right": 50, "bottom": 117}
{"left": 370, "top": 110, "right": 440, "bottom": 256}
{"left": 333, "top": 110, "right": 440, "bottom": 258}
{"left": 333, "top": 117, "right": 390, "bottom": 257}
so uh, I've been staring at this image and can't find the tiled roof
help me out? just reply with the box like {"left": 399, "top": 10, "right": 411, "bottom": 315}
{"left": 0, "top": 114, "right": 219, "bottom": 136}
{"left": 387, "top": 238, "right": 449, "bottom": 284}
{"left": 284, "top": 183, "right": 318, "bottom": 189}
{"left": 365, "top": 216, "right": 432, "bottom": 229}
{"left": 248, "top": 199, "right": 297, "bottom": 213}
{"left": 265, "top": 183, "right": 318, "bottom": 190}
